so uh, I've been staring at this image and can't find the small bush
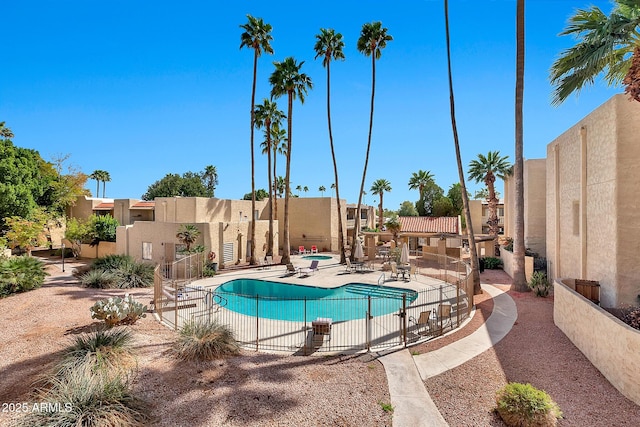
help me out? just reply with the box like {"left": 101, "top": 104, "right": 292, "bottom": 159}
{"left": 92, "top": 254, "right": 135, "bottom": 272}
{"left": 620, "top": 306, "right": 640, "bottom": 330}
{"left": 174, "top": 319, "right": 240, "bottom": 360}
{"left": 113, "top": 261, "right": 154, "bottom": 289}
{"left": 496, "top": 382, "right": 562, "bottom": 427}
{"left": 51, "top": 328, "right": 136, "bottom": 381}
{"left": 528, "top": 272, "right": 552, "bottom": 297}
{"left": 81, "top": 269, "right": 117, "bottom": 288}
{"left": 483, "top": 257, "right": 503, "bottom": 269}
{"left": 0, "top": 255, "right": 48, "bottom": 297}
{"left": 18, "top": 370, "right": 150, "bottom": 427}
{"left": 90, "top": 294, "right": 147, "bottom": 327}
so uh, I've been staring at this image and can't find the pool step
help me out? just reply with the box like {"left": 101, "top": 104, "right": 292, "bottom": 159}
{"left": 345, "top": 284, "right": 416, "bottom": 299}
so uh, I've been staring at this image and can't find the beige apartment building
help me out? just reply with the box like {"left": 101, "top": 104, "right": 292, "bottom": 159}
{"left": 503, "top": 94, "right": 640, "bottom": 308}
{"left": 468, "top": 199, "right": 506, "bottom": 237}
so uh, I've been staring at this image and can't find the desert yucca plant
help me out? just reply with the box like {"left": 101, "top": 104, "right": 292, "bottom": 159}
{"left": 18, "top": 369, "right": 151, "bottom": 427}
{"left": 81, "top": 269, "right": 117, "bottom": 288}
{"left": 51, "top": 328, "right": 136, "bottom": 382}
{"left": 92, "top": 254, "right": 135, "bottom": 272}
{"left": 174, "top": 319, "right": 240, "bottom": 360}
{"left": 496, "top": 382, "right": 562, "bottom": 427}
{"left": 113, "top": 261, "right": 154, "bottom": 288}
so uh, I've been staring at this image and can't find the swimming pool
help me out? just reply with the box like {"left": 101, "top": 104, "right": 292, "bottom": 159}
{"left": 214, "top": 279, "right": 417, "bottom": 322}
{"left": 301, "top": 255, "right": 333, "bottom": 260}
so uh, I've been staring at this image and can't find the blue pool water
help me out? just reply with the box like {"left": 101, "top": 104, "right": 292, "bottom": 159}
{"left": 301, "top": 255, "right": 333, "bottom": 260}
{"left": 214, "top": 279, "right": 417, "bottom": 322}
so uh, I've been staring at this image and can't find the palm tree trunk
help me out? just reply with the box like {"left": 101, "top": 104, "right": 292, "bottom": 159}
{"left": 445, "top": 0, "right": 481, "bottom": 295}
{"left": 281, "top": 92, "right": 293, "bottom": 265}
{"left": 96, "top": 180, "right": 99, "bottom": 198}
{"left": 249, "top": 51, "right": 258, "bottom": 265}
{"left": 326, "top": 62, "right": 346, "bottom": 263}
{"left": 273, "top": 148, "right": 278, "bottom": 221}
{"left": 513, "top": 0, "right": 528, "bottom": 291}
{"left": 354, "top": 52, "right": 377, "bottom": 257}
{"left": 266, "top": 122, "right": 274, "bottom": 257}
{"left": 378, "top": 193, "right": 384, "bottom": 229}
{"left": 486, "top": 172, "right": 500, "bottom": 255}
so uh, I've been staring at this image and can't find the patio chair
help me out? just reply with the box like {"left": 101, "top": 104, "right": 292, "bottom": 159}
{"left": 435, "top": 303, "right": 452, "bottom": 333}
{"left": 409, "top": 310, "right": 435, "bottom": 335}
{"left": 390, "top": 263, "right": 399, "bottom": 280}
{"left": 298, "top": 245, "right": 307, "bottom": 255}
{"left": 299, "top": 260, "right": 319, "bottom": 276}
{"left": 285, "top": 263, "right": 298, "bottom": 276}
{"left": 312, "top": 317, "right": 332, "bottom": 345}
{"left": 265, "top": 256, "right": 273, "bottom": 269}
{"left": 310, "top": 245, "right": 318, "bottom": 254}
{"left": 408, "top": 264, "right": 417, "bottom": 281}
{"left": 345, "top": 258, "right": 356, "bottom": 273}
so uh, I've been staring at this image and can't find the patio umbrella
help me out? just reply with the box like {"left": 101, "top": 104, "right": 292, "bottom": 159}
{"left": 400, "top": 242, "right": 410, "bottom": 265}
{"left": 354, "top": 239, "right": 364, "bottom": 261}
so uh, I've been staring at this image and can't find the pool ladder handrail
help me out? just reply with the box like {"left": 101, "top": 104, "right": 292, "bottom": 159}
{"left": 378, "top": 273, "right": 385, "bottom": 286}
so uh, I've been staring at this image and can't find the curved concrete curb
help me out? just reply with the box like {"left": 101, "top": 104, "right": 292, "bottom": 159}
{"left": 380, "top": 284, "right": 517, "bottom": 426}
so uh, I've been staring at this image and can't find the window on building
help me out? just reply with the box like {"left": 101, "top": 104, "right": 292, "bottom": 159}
{"left": 142, "top": 242, "right": 152, "bottom": 260}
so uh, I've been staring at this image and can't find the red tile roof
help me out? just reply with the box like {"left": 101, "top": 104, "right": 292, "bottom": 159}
{"left": 132, "top": 201, "right": 155, "bottom": 208}
{"left": 94, "top": 202, "right": 114, "bottom": 210}
{"left": 398, "top": 216, "right": 459, "bottom": 234}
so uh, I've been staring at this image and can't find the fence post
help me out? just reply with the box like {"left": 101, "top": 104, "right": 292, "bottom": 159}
{"left": 366, "top": 296, "right": 372, "bottom": 352}
{"left": 304, "top": 297, "right": 308, "bottom": 356}
{"left": 255, "top": 295, "right": 259, "bottom": 352}
{"left": 402, "top": 293, "right": 407, "bottom": 347}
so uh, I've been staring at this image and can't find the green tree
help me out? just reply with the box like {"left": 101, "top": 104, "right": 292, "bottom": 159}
{"left": 318, "top": 185, "right": 326, "bottom": 196}
{"left": 4, "top": 210, "right": 47, "bottom": 256}
{"left": 513, "top": 0, "right": 528, "bottom": 291}
{"left": 468, "top": 151, "right": 511, "bottom": 240}
{"left": 315, "top": 27, "right": 347, "bottom": 263}
{"left": 89, "top": 170, "right": 101, "bottom": 197}
{"left": 446, "top": 183, "right": 468, "bottom": 215}
{"left": 89, "top": 170, "right": 110, "bottom": 198}
{"left": 176, "top": 224, "right": 200, "bottom": 253}
{"left": 295, "top": 184, "right": 302, "bottom": 196}
{"left": 243, "top": 189, "right": 269, "bottom": 201}
{"left": 240, "top": 14, "right": 273, "bottom": 266}
{"left": 408, "top": 169, "right": 435, "bottom": 216}
{"left": 202, "top": 165, "right": 218, "bottom": 197}
{"left": 255, "top": 99, "right": 285, "bottom": 257}
{"left": 432, "top": 197, "right": 456, "bottom": 217}
{"left": 87, "top": 214, "right": 119, "bottom": 244}
{"left": 550, "top": 0, "right": 640, "bottom": 105}
{"left": 142, "top": 171, "right": 210, "bottom": 200}
{"left": 270, "top": 57, "right": 313, "bottom": 264}
{"left": 386, "top": 215, "right": 401, "bottom": 243}
{"left": 270, "top": 124, "right": 287, "bottom": 221}
{"left": 444, "top": 0, "right": 481, "bottom": 294}
{"left": 370, "top": 179, "right": 392, "bottom": 229}
{"left": 303, "top": 186, "right": 308, "bottom": 195}
{"left": 354, "top": 22, "right": 392, "bottom": 254}
{"left": 0, "top": 121, "right": 14, "bottom": 138}
{"left": 398, "top": 201, "right": 418, "bottom": 217}
{"left": 65, "top": 217, "right": 90, "bottom": 258}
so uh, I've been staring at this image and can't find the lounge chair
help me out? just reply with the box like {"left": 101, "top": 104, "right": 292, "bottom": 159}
{"left": 407, "top": 264, "right": 417, "bottom": 281}
{"left": 390, "top": 263, "right": 399, "bottom": 280}
{"left": 285, "top": 263, "right": 298, "bottom": 276}
{"left": 345, "top": 258, "right": 355, "bottom": 273}
{"left": 312, "top": 317, "right": 332, "bottom": 345}
{"left": 434, "top": 303, "right": 452, "bottom": 333}
{"left": 298, "top": 245, "right": 307, "bottom": 255}
{"left": 409, "top": 310, "right": 434, "bottom": 335}
{"left": 299, "top": 260, "right": 319, "bottom": 276}
{"left": 310, "top": 245, "right": 318, "bottom": 254}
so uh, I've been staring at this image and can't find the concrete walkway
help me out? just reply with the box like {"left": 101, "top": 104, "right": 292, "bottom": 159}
{"left": 379, "top": 284, "right": 517, "bottom": 426}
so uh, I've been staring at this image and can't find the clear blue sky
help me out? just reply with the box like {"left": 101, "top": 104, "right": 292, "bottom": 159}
{"left": 1, "top": 0, "right": 622, "bottom": 211}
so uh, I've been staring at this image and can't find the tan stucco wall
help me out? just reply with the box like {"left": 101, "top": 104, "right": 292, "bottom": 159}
{"left": 554, "top": 279, "right": 640, "bottom": 406}
{"left": 500, "top": 248, "right": 533, "bottom": 282}
{"left": 468, "top": 200, "right": 483, "bottom": 236}
{"left": 79, "top": 242, "right": 117, "bottom": 259}
{"left": 547, "top": 95, "right": 640, "bottom": 307}
{"left": 67, "top": 196, "right": 113, "bottom": 220}
{"left": 275, "top": 197, "right": 345, "bottom": 253}
{"left": 112, "top": 199, "right": 154, "bottom": 225}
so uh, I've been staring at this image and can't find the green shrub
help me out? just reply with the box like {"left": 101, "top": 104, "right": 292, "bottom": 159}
{"left": 203, "top": 264, "right": 217, "bottom": 277}
{"left": 92, "top": 254, "right": 135, "bottom": 272}
{"left": 528, "top": 272, "right": 552, "bottom": 297}
{"left": 113, "top": 261, "right": 154, "bottom": 288}
{"left": 90, "top": 294, "right": 147, "bottom": 327}
{"left": 18, "top": 370, "right": 150, "bottom": 427}
{"left": 51, "top": 328, "right": 136, "bottom": 381}
{"left": 483, "top": 257, "right": 503, "bottom": 269}
{"left": 496, "top": 382, "right": 562, "bottom": 427}
{"left": 174, "top": 319, "right": 240, "bottom": 360}
{"left": 81, "top": 269, "right": 117, "bottom": 288}
{"left": 0, "top": 255, "right": 48, "bottom": 297}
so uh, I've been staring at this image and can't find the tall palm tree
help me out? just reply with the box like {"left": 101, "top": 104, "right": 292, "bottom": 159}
{"left": 370, "top": 179, "right": 391, "bottom": 229}
{"left": 319, "top": 185, "right": 326, "bottom": 196}
{"left": 468, "top": 151, "right": 511, "bottom": 245}
{"left": 89, "top": 170, "right": 101, "bottom": 198}
{"left": 513, "top": 0, "right": 528, "bottom": 291}
{"left": 354, "top": 22, "right": 392, "bottom": 254}
{"left": 315, "top": 27, "right": 347, "bottom": 263}
{"left": 330, "top": 183, "right": 336, "bottom": 196}
{"left": 444, "top": 0, "right": 481, "bottom": 294}
{"left": 202, "top": 165, "right": 218, "bottom": 197}
{"left": 240, "top": 14, "right": 273, "bottom": 265}
{"left": 269, "top": 57, "right": 313, "bottom": 265}
{"left": 408, "top": 170, "right": 434, "bottom": 198}
{"left": 295, "top": 184, "right": 302, "bottom": 196}
{"left": 255, "top": 99, "right": 285, "bottom": 257}
{"left": 101, "top": 171, "right": 111, "bottom": 198}
{"left": 550, "top": 0, "right": 640, "bottom": 105}
{"left": 270, "top": 124, "right": 287, "bottom": 221}
{"left": 176, "top": 224, "right": 200, "bottom": 252}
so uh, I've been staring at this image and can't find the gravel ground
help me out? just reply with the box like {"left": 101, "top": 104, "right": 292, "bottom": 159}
{"left": 1, "top": 258, "right": 638, "bottom": 426}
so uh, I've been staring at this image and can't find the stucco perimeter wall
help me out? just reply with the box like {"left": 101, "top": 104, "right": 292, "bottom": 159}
{"left": 523, "top": 159, "right": 546, "bottom": 258}
{"left": 554, "top": 278, "right": 640, "bottom": 406}
{"left": 79, "top": 242, "right": 117, "bottom": 259}
{"left": 276, "top": 197, "right": 343, "bottom": 253}
{"left": 500, "top": 248, "right": 533, "bottom": 282}
{"left": 614, "top": 96, "right": 640, "bottom": 305}
{"left": 468, "top": 200, "right": 483, "bottom": 236}
{"left": 546, "top": 95, "right": 618, "bottom": 307}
